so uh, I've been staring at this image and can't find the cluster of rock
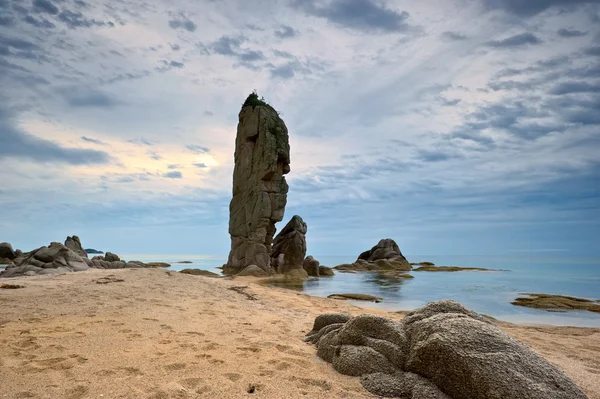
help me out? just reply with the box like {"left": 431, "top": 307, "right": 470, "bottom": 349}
{"left": 0, "top": 242, "right": 21, "bottom": 264}
{"left": 270, "top": 215, "right": 307, "bottom": 275}
{"left": 334, "top": 239, "right": 411, "bottom": 272}
{"left": 305, "top": 300, "right": 587, "bottom": 399}
{"left": 223, "top": 98, "right": 291, "bottom": 277}
{"left": 303, "top": 256, "right": 334, "bottom": 277}
{"left": 0, "top": 236, "right": 148, "bottom": 278}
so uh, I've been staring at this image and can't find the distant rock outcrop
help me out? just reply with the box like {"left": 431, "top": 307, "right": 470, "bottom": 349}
{"left": 306, "top": 300, "right": 588, "bottom": 399}
{"left": 65, "top": 235, "right": 88, "bottom": 258}
{"left": 334, "top": 239, "right": 411, "bottom": 272}
{"left": 0, "top": 242, "right": 16, "bottom": 260}
{"left": 271, "top": 215, "right": 307, "bottom": 274}
{"left": 0, "top": 237, "right": 147, "bottom": 278}
{"left": 224, "top": 93, "right": 291, "bottom": 276}
{"left": 85, "top": 248, "right": 103, "bottom": 254}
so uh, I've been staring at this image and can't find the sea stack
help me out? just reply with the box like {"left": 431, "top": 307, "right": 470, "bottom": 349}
{"left": 224, "top": 93, "right": 291, "bottom": 275}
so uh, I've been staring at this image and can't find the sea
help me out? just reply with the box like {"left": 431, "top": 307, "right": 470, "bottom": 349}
{"left": 114, "top": 253, "right": 600, "bottom": 328}
{"left": 3, "top": 253, "right": 598, "bottom": 327}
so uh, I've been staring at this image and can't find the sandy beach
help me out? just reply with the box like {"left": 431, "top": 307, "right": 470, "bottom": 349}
{"left": 1, "top": 268, "right": 599, "bottom": 399}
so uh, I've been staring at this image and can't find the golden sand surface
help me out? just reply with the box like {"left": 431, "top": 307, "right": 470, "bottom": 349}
{"left": 1, "top": 268, "right": 599, "bottom": 399}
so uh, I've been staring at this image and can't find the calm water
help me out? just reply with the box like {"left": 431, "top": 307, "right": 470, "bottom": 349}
{"left": 117, "top": 253, "right": 600, "bottom": 327}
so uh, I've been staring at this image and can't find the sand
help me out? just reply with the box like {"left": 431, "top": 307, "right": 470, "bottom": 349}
{"left": 0, "top": 268, "right": 599, "bottom": 399}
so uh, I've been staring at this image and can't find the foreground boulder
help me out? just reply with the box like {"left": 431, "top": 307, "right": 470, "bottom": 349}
{"left": 305, "top": 300, "right": 588, "bottom": 399}
{"left": 224, "top": 93, "right": 291, "bottom": 275}
{"left": 271, "top": 215, "right": 307, "bottom": 274}
{"left": 334, "top": 239, "right": 411, "bottom": 272}
{"left": 64, "top": 235, "right": 88, "bottom": 258}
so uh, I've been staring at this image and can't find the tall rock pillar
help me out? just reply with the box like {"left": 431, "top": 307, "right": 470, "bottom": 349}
{"left": 224, "top": 94, "right": 290, "bottom": 275}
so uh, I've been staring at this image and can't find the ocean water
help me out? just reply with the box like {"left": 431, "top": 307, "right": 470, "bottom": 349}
{"left": 119, "top": 253, "right": 600, "bottom": 327}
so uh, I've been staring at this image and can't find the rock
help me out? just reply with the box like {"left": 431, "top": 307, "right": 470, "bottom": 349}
{"left": 327, "top": 293, "right": 383, "bottom": 302}
{"left": 64, "top": 235, "right": 88, "bottom": 258}
{"left": 146, "top": 262, "right": 171, "bottom": 268}
{"left": 238, "top": 265, "right": 270, "bottom": 277}
{"left": 333, "top": 239, "right": 411, "bottom": 272}
{"left": 306, "top": 300, "right": 588, "bottom": 399}
{"left": 0, "top": 258, "right": 13, "bottom": 264}
{"left": 511, "top": 293, "right": 600, "bottom": 313}
{"left": 0, "top": 242, "right": 16, "bottom": 260}
{"left": 358, "top": 238, "right": 407, "bottom": 262}
{"left": 413, "top": 265, "right": 491, "bottom": 272}
{"left": 0, "top": 242, "right": 90, "bottom": 277}
{"left": 84, "top": 248, "right": 103, "bottom": 254}
{"left": 180, "top": 269, "right": 221, "bottom": 278}
{"left": 303, "top": 255, "right": 320, "bottom": 276}
{"left": 224, "top": 94, "right": 291, "bottom": 275}
{"left": 319, "top": 266, "right": 334, "bottom": 276}
{"left": 270, "top": 215, "right": 307, "bottom": 274}
{"left": 104, "top": 252, "right": 120, "bottom": 262}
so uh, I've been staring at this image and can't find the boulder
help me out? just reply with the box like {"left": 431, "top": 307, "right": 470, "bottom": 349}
{"left": 303, "top": 255, "right": 320, "bottom": 277}
{"left": 104, "top": 252, "right": 120, "bottom": 262}
{"left": 334, "top": 239, "right": 411, "bottom": 272}
{"left": 224, "top": 94, "right": 291, "bottom": 275}
{"left": 270, "top": 215, "right": 307, "bottom": 274}
{"left": 318, "top": 265, "right": 335, "bottom": 276}
{"left": 0, "top": 242, "right": 90, "bottom": 277}
{"left": 238, "top": 265, "right": 270, "bottom": 277}
{"left": 306, "top": 300, "right": 588, "bottom": 399}
{"left": 0, "top": 242, "right": 16, "bottom": 260}
{"left": 64, "top": 235, "right": 88, "bottom": 258}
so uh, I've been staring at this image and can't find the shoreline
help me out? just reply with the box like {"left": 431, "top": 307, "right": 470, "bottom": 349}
{"left": 1, "top": 268, "right": 599, "bottom": 398}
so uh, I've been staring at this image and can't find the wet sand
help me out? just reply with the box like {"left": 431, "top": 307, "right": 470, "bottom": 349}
{"left": 1, "top": 268, "right": 599, "bottom": 398}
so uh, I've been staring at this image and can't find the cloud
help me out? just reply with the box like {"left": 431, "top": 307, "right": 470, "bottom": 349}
{"left": 24, "top": 15, "right": 56, "bottom": 29}
{"left": 584, "top": 46, "right": 600, "bottom": 56}
{"left": 0, "top": 107, "right": 110, "bottom": 165}
{"left": 551, "top": 81, "right": 600, "bottom": 95}
{"left": 162, "top": 171, "right": 182, "bottom": 179}
{"left": 487, "top": 33, "right": 542, "bottom": 48}
{"left": 80, "top": 136, "right": 106, "bottom": 145}
{"left": 0, "top": 15, "right": 15, "bottom": 27}
{"left": 33, "top": 0, "right": 59, "bottom": 15}
{"left": 482, "top": 0, "right": 597, "bottom": 17}
{"left": 186, "top": 144, "right": 209, "bottom": 154}
{"left": 168, "top": 14, "right": 196, "bottom": 32}
{"left": 127, "top": 138, "right": 153, "bottom": 146}
{"left": 441, "top": 31, "right": 467, "bottom": 41}
{"left": 294, "top": 0, "right": 412, "bottom": 33}
{"left": 170, "top": 43, "right": 181, "bottom": 51}
{"left": 557, "top": 28, "right": 588, "bottom": 38}
{"left": 148, "top": 151, "right": 161, "bottom": 160}
{"left": 274, "top": 25, "right": 298, "bottom": 38}
{"left": 416, "top": 149, "right": 461, "bottom": 162}
{"left": 193, "top": 163, "right": 207, "bottom": 168}
{"left": 169, "top": 60, "right": 184, "bottom": 68}
{"left": 208, "top": 35, "right": 265, "bottom": 68}
{"left": 60, "top": 87, "right": 120, "bottom": 108}
{"left": 58, "top": 10, "right": 115, "bottom": 29}
{"left": 167, "top": 164, "right": 180, "bottom": 169}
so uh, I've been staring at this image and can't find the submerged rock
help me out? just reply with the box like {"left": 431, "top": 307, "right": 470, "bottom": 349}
{"left": 512, "top": 293, "right": 600, "bottom": 313}
{"left": 334, "top": 239, "right": 411, "bottom": 272}
{"left": 305, "top": 300, "right": 588, "bottom": 399}
{"left": 327, "top": 293, "right": 382, "bottom": 302}
{"left": 413, "top": 265, "right": 491, "bottom": 272}
{"left": 224, "top": 93, "right": 291, "bottom": 275}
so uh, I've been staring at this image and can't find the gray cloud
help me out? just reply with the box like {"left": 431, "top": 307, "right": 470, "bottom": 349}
{"left": 274, "top": 25, "right": 298, "bottom": 38}
{"left": 193, "top": 163, "right": 207, "bottom": 168}
{"left": 186, "top": 144, "right": 210, "bottom": 154}
{"left": 127, "top": 138, "right": 153, "bottom": 146}
{"left": 24, "top": 15, "right": 56, "bottom": 28}
{"left": 58, "top": 10, "right": 115, "bottom": 29}
{"left": 170, "top": 60, "right": 184, "bottom": 68}
{"left": 557, "top": 28, "right": 588, "bottom": 38}
{"left": 170, "top": 43, "right": 181, "bottom": 51}
{"left": 168, "top": 15, "right": 196, "bottom": 32}
{"left": 416, "top": 149, "right": 461, "bottom": 162}
{"left": 167, "top": 164, "right": 180, "bottom": 169}
{"left": 60, "top": 86, "right": 120, "bottom": 108}
{"left": 148, "top": 151, "right": 161, "bottom": 160}
{"left": 584, "top": 46, "right": 600, "bottom": 56}
{"left": 482, "top": 0, "right": 598, "bottom": 17}
{"left": 33, "top": 0, "right": 59, "bottom": 15}
{"left": 441, "top": 31, "right": 467, "bottom": 41}
{"left": 551, "top": 81, "right": 600, "bottom": 95}
{"left": 294, "top": 0, "right": 412, "bottom": 33}
{"left": 80, "top": 136, "right": 106, "bottom": 145}
{"left": 163, "top": 171, "right": 182, "bottom": 179}
{"left": 271, "top": 63, "right": 296, "bottom": 79}
{"left": 0, "top": 107, "right": 110, "bottom": 165}
{"left": 0, "top": 15, "right": 15, "bottom": 26}
{"left": 487, "top": 33, "right": 542, "bottom": 48}
{"left": 208, "top": 35, "right": 265, "bottom": 68}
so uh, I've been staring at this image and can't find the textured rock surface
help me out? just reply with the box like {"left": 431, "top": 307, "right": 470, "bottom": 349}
{"left": 224, "top": 98, "right": 290, "bottom": 275}
{"left": 303, "top": 256, "right": 320, "bottom": 276}
{"left": 238, "top": 265, "right": 270, "bottom": 277}
{"left": 306, "top": 300, "right": 588, "bottom": 399}
{"left": 269, "top": 215, "right": 307, "bottom": 274}
{"left": 64, "top": 235, "right": 88, "bottom": 258}
{"left": 334, "top": 239, "right": 411, "bottom": 272}
{"left": 0, "top": 242, "right": 16, "bottom": 260}
{"left": 318, "top": 265, "right": 335, "bottom": 276}
{"left": 179, "top": 269, "right": 220, "bottom": 278}
{"left": 104, "top": 252, "right": 120, "bottom": 262}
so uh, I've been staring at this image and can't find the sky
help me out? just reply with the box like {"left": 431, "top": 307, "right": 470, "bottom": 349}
{"left": 1, "top": 0, "right": 599, "bottom": 257}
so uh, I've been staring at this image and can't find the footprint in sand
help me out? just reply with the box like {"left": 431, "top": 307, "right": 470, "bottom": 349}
{"left": 223, "top": 373, "right": 242, "bottom": 382}
{"left": 65, "top": 385, "right": 89, "bottom": 399}
{"left": 164, "top": 362, "right": 187, "bottom": 371}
